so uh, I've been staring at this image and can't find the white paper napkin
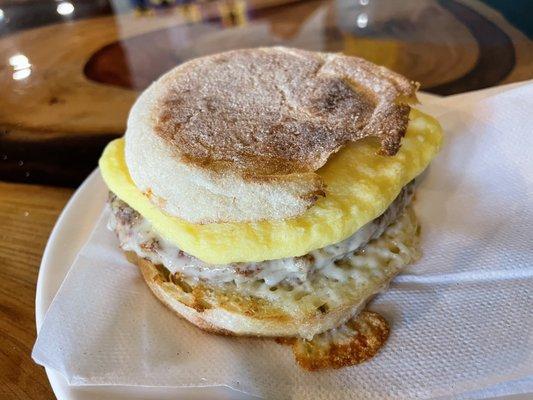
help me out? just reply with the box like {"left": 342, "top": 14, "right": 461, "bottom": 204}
{"left": 33, "top": 82, "right": 533, "bottom": 399}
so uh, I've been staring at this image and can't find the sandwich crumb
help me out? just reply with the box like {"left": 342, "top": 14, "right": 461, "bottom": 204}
{"left": 277, "top": 310, "right": 389, "bottom": 371}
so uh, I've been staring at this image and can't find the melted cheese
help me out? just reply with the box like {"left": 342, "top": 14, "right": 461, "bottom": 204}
{"left": 99, "top": 109, "right": 441, "bottom": 264}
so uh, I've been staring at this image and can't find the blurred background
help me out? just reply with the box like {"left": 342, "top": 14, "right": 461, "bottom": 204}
{"left": 0, "top": 0, "right": 532, "bottom": 187}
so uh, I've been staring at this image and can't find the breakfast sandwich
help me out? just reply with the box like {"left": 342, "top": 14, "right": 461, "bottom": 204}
{"left": 99, "top": 47, "right": 442, "bottom": 370}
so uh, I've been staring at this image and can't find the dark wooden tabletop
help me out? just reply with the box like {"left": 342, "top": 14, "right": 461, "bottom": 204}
{"left": 0, "top": 1, "right": 531, "bottom": 399}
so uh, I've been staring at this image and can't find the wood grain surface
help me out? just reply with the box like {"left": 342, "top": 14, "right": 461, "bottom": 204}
{"left": 0, "top": 182, "right": 73, "bottom": 400}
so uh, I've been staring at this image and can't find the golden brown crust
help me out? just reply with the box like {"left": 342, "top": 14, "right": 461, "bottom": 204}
{"left": 153, "top": 47, "right": 417, "bottom": 178}
{"left": 131, "top": 251, "right": 292, "bottom": 326}
{"left": 133, "top": 252, "right": 236, "bottom": 336}
{"left": 278, "top": 311, "right": 390, "bottom": 371}
{"left": 133, "top": 251, "right": 390, "bottom": 369}
{"left": 135, "top": 250, "right": 390, "bottom": 369}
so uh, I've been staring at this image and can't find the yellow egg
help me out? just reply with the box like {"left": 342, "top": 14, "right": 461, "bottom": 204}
{"left": 99, "top": 109, "right": 442, "bottom": 264}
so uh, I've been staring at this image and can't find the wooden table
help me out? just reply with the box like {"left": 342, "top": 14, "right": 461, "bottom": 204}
{"left": 0, "top": 182, "right": 72, "bottom": 399}
{"left": 0, "top": 1, "right": 531, "bottom": 399}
